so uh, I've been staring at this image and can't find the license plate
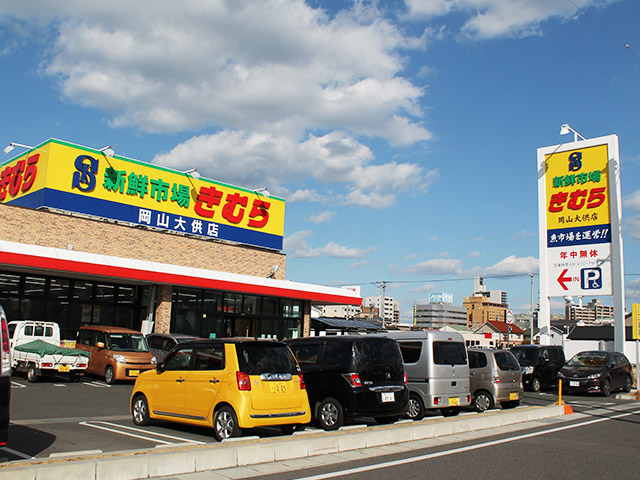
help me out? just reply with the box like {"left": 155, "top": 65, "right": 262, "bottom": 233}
{"left": 381, "top": 392, "right": 395, "bottom": 403}
{"left": 58, "top": 365, "right": 70, "bottom": 372}
{"left": 509, "top": 392, "right": 518, "bottom": 400}
{"left": 129, "top": 370, "right": 140, "bottom": 377}
{"left": 448, "top": 397, "right": 459, "bottom": 406}
{"left": 569, "top": 381, "right": 579, "bottom": 387}
{"left": 269, "top": 382, "right": 287, "bottom": 393}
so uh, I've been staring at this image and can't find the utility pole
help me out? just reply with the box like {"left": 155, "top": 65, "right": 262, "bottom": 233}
{"left": 377, "top": 281, "right": 387, "bottom": 329}
{"left": 529, "top": 273, "right": 534, "bottom": 345}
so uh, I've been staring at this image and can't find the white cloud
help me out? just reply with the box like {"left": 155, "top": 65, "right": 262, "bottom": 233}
{"left": 404, "top": 0, "right": 616, "bottom": 40}
{"left": 468, "top": 250, "right": 484, "bottom": 258}
{"left": 4, "top": 0, "right": 431, "bottom": 146}
{"left": 284, "top": 230, "right": 374, "bottom": 259}
{"left": 409, "top": 283, "right": 436, "bottom": 293}
{"left": 308, "top": 211, "right": 336, "bottom": 224}
{"left": 514, "top": 230, "right": 536, "bottom": 239}
{"left": 399, "top": 258, "right": 464, "bottom": 275}
{"left": 482, "top": 255, "right": 539, "bottom": 275}
{"left": 152, "top": 130, "right": 436, "bottom": 209}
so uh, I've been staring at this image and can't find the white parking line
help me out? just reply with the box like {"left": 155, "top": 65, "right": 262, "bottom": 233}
{"left": 10, "top": 381, "right": 26, "bottom": 389}
{"left": 80, "top": 379, "right": 111, "bottom": 388}
{"left": 79, "top": 421, "right": 205, "bottom": 445}
{"left": 0, "top": 446, "right": 35, "bottom": 459}
{"left": 293, "top": 408, "right": 640, "bottom": 480}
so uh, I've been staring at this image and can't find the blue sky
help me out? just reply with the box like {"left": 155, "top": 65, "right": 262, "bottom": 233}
{"left": 2, "top": 0, "right": 640, "bottom": 323}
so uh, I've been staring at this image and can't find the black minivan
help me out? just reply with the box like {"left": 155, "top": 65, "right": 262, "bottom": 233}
{"left": 286, "top": 335, "right": 408, "bottom": 430}
{"left": 511, "top": 345, "right": 565, "bottom": 392}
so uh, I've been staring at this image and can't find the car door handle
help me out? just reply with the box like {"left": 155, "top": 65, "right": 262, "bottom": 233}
{"left": 176, "top": 378, "right": 186, "bottom": 383}
{"left": 210, "top": 379, "right": 220, "bottom": 383}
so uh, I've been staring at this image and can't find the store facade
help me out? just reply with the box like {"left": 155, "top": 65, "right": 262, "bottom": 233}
{"left": 0, "top": 139, "right": 360, "bottom": 341}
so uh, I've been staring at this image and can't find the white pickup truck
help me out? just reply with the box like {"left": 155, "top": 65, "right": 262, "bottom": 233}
{"left": 8, "top": 320, "right": 89, "bottom": 382}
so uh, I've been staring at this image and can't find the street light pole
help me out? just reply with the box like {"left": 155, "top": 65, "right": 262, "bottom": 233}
{"left": 529, "top": 273, "right": 534, "bottom": 345}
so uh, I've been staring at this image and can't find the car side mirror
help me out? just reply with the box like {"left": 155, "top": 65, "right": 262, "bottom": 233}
{"left": 156, "top": 361, "right": 166, "bottom": 373}
{"left": 96, "top": 342, "right": 105, "bottom": 349}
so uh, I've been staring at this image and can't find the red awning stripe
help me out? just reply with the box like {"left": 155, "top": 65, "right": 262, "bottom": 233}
{"left": 0, "top": 243, "right": 361, "bottom": 306}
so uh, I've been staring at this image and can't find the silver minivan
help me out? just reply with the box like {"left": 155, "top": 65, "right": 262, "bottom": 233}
{"left": 468, "top": 348, "right": 523, "bottom": 412}
{"left": 384, "top": 331, "right": 471, "bottom": 419}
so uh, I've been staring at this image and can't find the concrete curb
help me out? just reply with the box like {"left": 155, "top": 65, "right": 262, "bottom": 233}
{"left": 0, "top": 405, "right": 566, "bottom": 480}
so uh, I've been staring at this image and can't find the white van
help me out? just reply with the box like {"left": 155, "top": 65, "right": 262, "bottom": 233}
{"left": 384, "top": 331, "right": 471, "bottom": 419}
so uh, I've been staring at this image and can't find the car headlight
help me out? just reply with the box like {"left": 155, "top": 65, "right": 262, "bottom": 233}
{"left": 522, "top": 366, "right": 534, "bottom": 374}
{"left": 151, "top": 356, "right": 157, "bottom": 364}
{"left": 113, "top": 354, "right": 127, "bottom": 364}
{"left": 588, "top": 373, "right": 602, "bottom": 379}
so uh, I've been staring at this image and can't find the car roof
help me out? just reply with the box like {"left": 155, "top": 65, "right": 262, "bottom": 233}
{"left": 79, "top": 325, "right": 143, "bottom": 334}
{"left": 175, "top": 338, "right": 288, "bottom": 347}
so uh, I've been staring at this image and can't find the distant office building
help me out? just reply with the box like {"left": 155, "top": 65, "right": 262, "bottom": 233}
{"left": 463, "top": 295, "right": 508, "bottom": 330}
{"left": 365, "top": 296, "right": 396, "bottom": 325}
{"left": 473, "top": 276, "right": 508, "bottom": 305}
{"left": 565, "top": 298, "right": 614, "bottom": 325}
{"left": 414, "top": 303, "right": 467, "bottom": 330}
{"left": 320, "top": 304, "right": 362, "bottom": 319}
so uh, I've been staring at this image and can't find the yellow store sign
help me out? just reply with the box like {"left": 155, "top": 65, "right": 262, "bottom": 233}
{"left": 0, "top": 139, "right": 285, "bottom": 250}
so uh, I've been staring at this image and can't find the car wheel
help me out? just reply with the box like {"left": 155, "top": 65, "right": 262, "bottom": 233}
{"left": 623, "top": 376, "right": 633, "bottom": 393}
{"left": 407, "top": 394, "right": 425, "bottom": 421}
{"left": 501, "top": 400, "right": 520, "bottom": 409}
{"left": 440, "top": 407, "right": 460, "bottom": 417}
{"left": 104, "top": 366, "right": 116, "bottom": 385}
{"left": 27, "top": 364, "right": 38, "bottom": 383}
{"left": 131, "top": 394, "right": 152, "bottom": 426}
{"left": 316, "top": 397, "right": 343, "bottom": 431}
{"left": 473, "top": 391, "right": 493, "bottom": 413}
{"left": 530, "top": 376, "right": 541, "bottom": 392}
{"left": 213, "top": 406, "right": 241, "bottom": 441}
{"left": 601, "top": 378, "right": 611, "bottom": 397}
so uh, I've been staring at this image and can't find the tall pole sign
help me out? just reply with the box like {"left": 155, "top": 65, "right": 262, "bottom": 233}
{"left": 538, "top": 134, "right": 625, "bottom": 350}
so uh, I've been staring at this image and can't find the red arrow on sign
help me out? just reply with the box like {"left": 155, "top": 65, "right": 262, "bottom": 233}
{"left": 557, "top": 268, "right": 572, "bottom": 290}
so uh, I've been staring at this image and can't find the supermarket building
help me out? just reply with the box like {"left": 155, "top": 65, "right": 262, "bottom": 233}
{"left": 0, "top": 139, "right": 360, "bottom": 340}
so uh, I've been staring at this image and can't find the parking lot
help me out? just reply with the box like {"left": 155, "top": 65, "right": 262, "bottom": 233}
{"left": 2, "top": 373, "right": 635, "bottom": 463}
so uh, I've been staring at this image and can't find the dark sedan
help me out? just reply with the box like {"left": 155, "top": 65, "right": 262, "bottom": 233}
{"left": 558, "top": 350, "right": 633, "bottom": 396}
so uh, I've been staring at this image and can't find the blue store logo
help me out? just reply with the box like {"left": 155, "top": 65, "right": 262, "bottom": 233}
{"left": 72, "top": 155, "right": 98, "bottom": 192}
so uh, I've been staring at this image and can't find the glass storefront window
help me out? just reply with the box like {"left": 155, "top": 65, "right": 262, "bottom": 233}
{"left": 224, "top": 293, "right": 242, "bottom": 314}
{"left": 243, "top": 295, "right": 259, "bottom": 315}
{"left": 262, "top": 296, "right": 278, "bottom": 316}
{"left": 118, "top": 285, "right": 136, "bottom": 305}
{"left": 96, "top": 283, "right": 116, "bottom": 303}
{"left": 203, "top": 290, "right": 222, "bottom": 314}
{"left": 49, "top": 278, "right": 70, "bottom": 301}
{"left": 23, "top": 276, "right": 45, "bottom": 297}
{"left": 73, "top": 281, "right": 94, "bottom": 301}
{"left": 281, "top": 299, "right": 302, "bottom": 319}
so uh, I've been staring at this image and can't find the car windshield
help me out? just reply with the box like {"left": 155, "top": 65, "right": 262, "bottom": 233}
{"left": 108, "top": 333, "right": 149, "bottom": 352}
{"left": 495, "top": 352, "right": 520, "bottom": 371}
{"left": 566, "top": 352, "right": 606, "bottom": 367}
{"left": 511, "top": 348, "right": 538, "bottom": 366}
{"left": 236, "top": 343, "right": 298, "bottom": 375}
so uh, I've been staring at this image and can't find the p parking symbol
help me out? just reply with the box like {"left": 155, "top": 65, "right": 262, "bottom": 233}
{"left": 581, "top": 267, "right": 602, "bottom": 290}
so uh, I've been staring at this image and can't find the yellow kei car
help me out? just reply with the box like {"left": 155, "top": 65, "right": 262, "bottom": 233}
{"left": 130, "top": 338, "right": 310, "bottom": 441}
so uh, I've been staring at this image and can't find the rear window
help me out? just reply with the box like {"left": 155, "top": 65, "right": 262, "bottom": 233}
{"left": 398, "top": 341, "right": 422, "bottom": 364}
{"left": 353, "top": 339, "right": 403, "bottom": 373}
{"left": 237, "top": 343, "right": 298, "bottom": 375}
{"left": 433, "top": 341, "right": 467, "bottom": 365}
{"left": 289, "top": 343, "right": 322, "bottom": 366}
{"left": 495, "top": 352, "right": 520, "bottom": 371}
{"left": 511, "top": 348, "right": 539, "bottom": 366}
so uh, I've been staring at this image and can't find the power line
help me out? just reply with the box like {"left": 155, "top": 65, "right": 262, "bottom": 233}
{"left": 566, "top": 0, "right": 640, "bottom": 67}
